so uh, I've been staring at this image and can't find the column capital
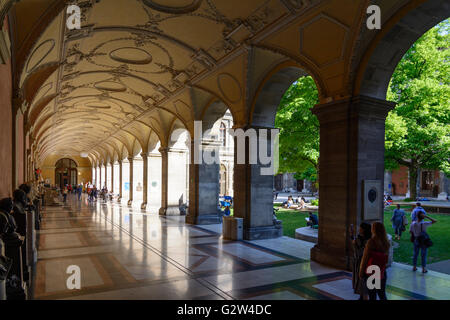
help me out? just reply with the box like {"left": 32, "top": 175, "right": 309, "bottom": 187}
{"left": 312, "top": 95, "right": 395, "bottom": 125}
{"left": 159, "top": 147, "right": 187, "bottom": 154}
{"left": 158, "top": 147, "right": 168, "bottom": 154}
{"left": 127, "top": 156, "right": 134, "bottom": 163}
{"left": 140, "top": 152, "right": 148, "bottom": 159}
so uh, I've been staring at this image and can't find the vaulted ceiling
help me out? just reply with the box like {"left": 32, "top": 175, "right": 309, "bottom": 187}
{"left": 7, "top": 0, "right": 432, "bottom": 166}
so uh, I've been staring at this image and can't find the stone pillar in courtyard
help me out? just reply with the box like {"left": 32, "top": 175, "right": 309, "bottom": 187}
{"left": 127, "top": 157, "right": 133, "bottom": 206}
{"left": 141, "top": 153, "right": 148, "bottom": 210}
{"left": 118, "top": 160, "right": 122, "bottom": 203}
{"left": 104, "top": 163, "right": 107, "bottom": 189}
{"left": 186, "top": 139, "right": 222, "bottom": 225}
{"left": 99, "top": 165, "right": 102, "bottom": 189}
{"left": 310, "top": 95, "right": 394, "bottom": 270}
{"left": 231, "top": 126, "right": 282, "bottom": 240}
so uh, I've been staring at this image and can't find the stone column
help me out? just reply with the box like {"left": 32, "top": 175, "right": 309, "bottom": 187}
{"left": 94, "top": 166, "right": 97, "bottom": 186}
{"left": 230, "top": 126, "right": 282, "bottom": 240}
{"left": 104, "top": 163, "right": 107, "bottom": 189}
{"left": 438, "top": 171, "right": 448, "bottom": 200}
{"left": 127, "top": 157, "right": 134, "bottom": 206}
{"left": 186, "top": 139, "right": 222, "bottom": 225}
{"left": 118, "top": 160, "right": 122, "bottom": 203}
{"left": 141, "top": 153, "right": 148, "bottom": 210}
{"left": 159, "top": 148, "right": 169, "bottom": 215}
{"left": 110, "top": 160, "right": 115, "bottom": 193}
{"left": 384, "top": 170, "right": 392, "bottom": 194}
{"left": 99, "top": 165, "right": 102, "bottom": 189}
{"left": 310, "top": 95, "right": 394, "bottom": 270}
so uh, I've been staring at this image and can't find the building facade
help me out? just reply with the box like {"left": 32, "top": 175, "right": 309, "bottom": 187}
{"left": 385, "top": 167, "right": 449, "bottom": 199}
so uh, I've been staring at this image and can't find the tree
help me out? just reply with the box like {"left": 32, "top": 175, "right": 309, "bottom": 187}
{"left": 275, "top": 76, "right": 320, "bottom": 185}
{"left": 385, "top": 19, "right": 450, "bottom": 200}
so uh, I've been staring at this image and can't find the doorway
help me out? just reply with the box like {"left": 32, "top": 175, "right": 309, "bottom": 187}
{"left": 55, "top": 158, "right": 78, "bottom": 189}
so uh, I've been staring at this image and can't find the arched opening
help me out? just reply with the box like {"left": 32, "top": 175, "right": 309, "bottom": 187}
{"left": 113, "top": 161, "right": 120, "bottom": 196}
{"left": 232, "top": 64, "right": 321, "bottom": 240}
{"left": 122, "top": 159, "right": 130, "bottom": 202}
{"left": 147, "top": 139, "right": 162, "bottom": 211}
{"left": 273, "top": 75, "right": 320, "bottom": 238}
{"left": 55, "top": 158, "right": 78, "bottom": 189}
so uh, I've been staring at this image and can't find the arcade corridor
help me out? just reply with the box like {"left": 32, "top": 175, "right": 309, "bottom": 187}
{"left": 0, "top": 0, "right": 449, "bottom": 304}
{"left": 34, "top": 195, "right": 450, "bottom": 300}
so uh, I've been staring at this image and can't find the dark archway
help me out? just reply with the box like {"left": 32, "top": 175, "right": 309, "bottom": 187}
{"left": 55, "top": 158, "right": 77, "bottom": 189}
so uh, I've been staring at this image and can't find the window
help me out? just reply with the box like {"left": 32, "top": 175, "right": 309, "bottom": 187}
{"left": 220, "top": 122, "right": 226, "bottom": 147}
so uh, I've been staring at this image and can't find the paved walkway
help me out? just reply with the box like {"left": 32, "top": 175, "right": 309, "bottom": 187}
{"left": 428, "top": 260, "right": 450, "bottom": 275}
{"left": 34, "top": 195, "right": 450, "bottom": 300}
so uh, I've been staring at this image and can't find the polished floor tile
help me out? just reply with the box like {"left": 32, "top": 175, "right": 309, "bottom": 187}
{"left": 34, "top": 195, "right": 450, "bottom": 300}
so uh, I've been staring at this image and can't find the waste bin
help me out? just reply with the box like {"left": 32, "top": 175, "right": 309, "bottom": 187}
{"left": 223, "top": 217, "right": 243, "bottom": 240}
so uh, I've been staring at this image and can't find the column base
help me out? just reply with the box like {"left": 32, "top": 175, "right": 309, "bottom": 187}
{"left": 117, "top": 197, "right": 121, "bottom": 203}
{"left": 141, "top": 202, "right": 147, "bottom": 210}
{"left": 310, "top": 244, "right": 350, "bottom": 271}
{"left": 127, "top": 199, "right": 133, "bottom": 206}
{"left": 186, "top": 213, "right": 222, "bottom": 225}
{"left": 159, "top": 205, "right": 180, "bottom": 216}
{"left": 244, "top": 224, "right": 283, "bottom": 240}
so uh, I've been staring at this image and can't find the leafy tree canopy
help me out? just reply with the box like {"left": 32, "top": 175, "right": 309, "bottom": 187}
{"left": 385, "top": 19, "right": 450, "bottom": 198}
{"left": 275, "top": 76, "right": 319, "bottom": 178}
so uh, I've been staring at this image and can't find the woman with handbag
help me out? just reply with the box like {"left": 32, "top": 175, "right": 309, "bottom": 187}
{"left": 409, "top": 212, "right": 437, "bottom": 273}
{"left": 359, "top": 222, "right": 390, "bottom": 300}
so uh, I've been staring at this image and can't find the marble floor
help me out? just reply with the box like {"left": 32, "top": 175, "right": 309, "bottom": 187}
{"left": 33, "top": 195, "right": 450, "bottom": 300}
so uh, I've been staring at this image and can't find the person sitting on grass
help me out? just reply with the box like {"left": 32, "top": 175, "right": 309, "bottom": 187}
{"left": 298, "top": 197, "right": 306, "bottom": 209}
{"left": 306, "top": 212, "right": 318, "bottom": 228}
{"left": 283, "top": 196, "right": 294, "bottom": 208}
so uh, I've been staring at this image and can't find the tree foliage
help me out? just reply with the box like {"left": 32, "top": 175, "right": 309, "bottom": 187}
{"left": 385, "top": 19, "right": 450, "bottom": 199}
{"left": 275, "top": 76, "right": 319, "bottom": 180}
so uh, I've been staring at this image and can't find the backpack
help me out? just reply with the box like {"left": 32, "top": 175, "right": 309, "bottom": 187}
{"left": 416, "top": 223, "right": 433, "bottom": 248}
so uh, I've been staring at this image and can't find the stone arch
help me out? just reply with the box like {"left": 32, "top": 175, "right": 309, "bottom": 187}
{"left": 249, "top": 63, "right": 313, "bottom": 128}
{"left": 355, "top": 0, "right": 449, "bottom": 99}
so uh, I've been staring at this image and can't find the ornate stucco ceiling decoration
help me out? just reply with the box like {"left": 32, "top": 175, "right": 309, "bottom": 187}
{"left": 13, "top": 0, "right": 411, "bottom": 165}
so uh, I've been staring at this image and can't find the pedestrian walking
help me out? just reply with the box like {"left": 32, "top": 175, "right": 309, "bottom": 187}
{"left": 411, "top": 202, "right": 426, "bottom": 222}
{"left": 391, "top": 204, "right": 406, "bottom": 240}
{"left": 410, "top": 212, "right": 437, "bottom": 273}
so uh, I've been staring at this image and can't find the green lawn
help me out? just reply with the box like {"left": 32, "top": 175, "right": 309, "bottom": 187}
{"left": 274, "top": 203, "right": 450, "bottom": 265}
{"left": 273, "top": 203, "right": 313, "bottom": 238}
{"left": 383, "top": 205, "right": 450, "bottom": 264}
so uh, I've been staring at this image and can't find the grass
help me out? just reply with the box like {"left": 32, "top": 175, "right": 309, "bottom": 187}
{"left": 274, "top": 203, "right": 450, "bottom": 265}
{"left": 383, "top": 205, "right": 450, "bottom": 264}
{"left": 274, "top": 203, "right": 313, "bottom": 238}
